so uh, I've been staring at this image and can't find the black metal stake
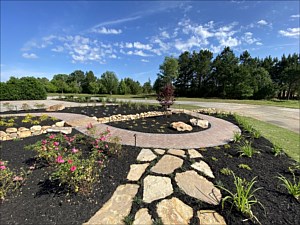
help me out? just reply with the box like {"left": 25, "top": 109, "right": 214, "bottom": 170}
{"left": 134, "top": 134, "right": 137, "bottom": 148}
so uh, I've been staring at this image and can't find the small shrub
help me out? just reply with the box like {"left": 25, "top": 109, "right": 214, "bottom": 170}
{"left": 107, "top": 136, "right": 122, "bottom": 157}
{"left": 21, "top": 103, "right": 31, "bottom": 110}
{"left": 218, "top": 172, "right": 263, "bottom": 223}
{"left": 238, "top": 164, "right": 252, "bottom": 171}
{"left": 0, "top": 161, "right": 21, "bottom": 200}
{"left": 220, "top": 167, "right": 233, "bottom": 175}
{"left": 238, "top": 141, "right": 257, "bottom": 157}
{"left": 277, "top": 173, "right": 300, "bottom": 201}
{"left": 251, "top": 129, "right": 261, "bottom": 139}
{"left": 156, "top": 83, "right": 175, "bottom": 110}
{"left": 39, "top": 114, "right": 49, "bottom": 121}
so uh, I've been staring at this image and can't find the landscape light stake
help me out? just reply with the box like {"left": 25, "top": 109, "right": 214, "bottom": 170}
{"left": 134, "top": 134, "right": 137, "bottom": 148}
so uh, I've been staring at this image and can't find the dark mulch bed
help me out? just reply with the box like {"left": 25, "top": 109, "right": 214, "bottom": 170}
{"left": 0, "top": 114, "right": 299, "bottom": 225}
{"left": 0, "top": 105, "right": 163, "bottom": 118}
{"left": 0, "top": 130, "right": 140, "bottom": 225}
{"left": 0, "top": 116, "right": 61, "bottom": 131}
{"left": 107, "top": 113, "right": 210, "bottom": 134}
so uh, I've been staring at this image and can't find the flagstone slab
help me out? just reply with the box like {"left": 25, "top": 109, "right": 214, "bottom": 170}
{"left": 150, "top": 155, "right": 183, "bottom": 175}
{"left": 167, "top": 149, "right": 186, "bottom": 157}
{"left": 154, "top": 148, "right": 165, "bottom": 155}
{"left": 127, "top": 163, "right": 149, "bottom": 181}
{"left": 143, "top": 175, "right": 173, "bottom": 203}
{"left": 137, "top": 149, "right": 157, "bottom": 162}
{"left": 133, "top": 208, "right": 152, "bottom": 225}
{"left": 197, "top": 210, "right": 226, "bottom": 225}
{"left": 84, "top": 184, "right": 139, "bottom": 225}
{"left": 188, "top": 149, "right": 203, "bottom": 158}
{"left": 156, "top": 197, "right": 193, "bottom": 225}
{"left": 175, "top": 170, "right": 221, "bottom": 205}
{"left": 191, "top": 161, "right": 215, "bottom": 178}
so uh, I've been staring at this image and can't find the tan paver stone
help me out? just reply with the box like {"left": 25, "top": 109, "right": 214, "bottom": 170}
{"left": 133, "top": 208, "right": 152, "bottom": 225}
{"left": 84, "top": 184, "right": 139, "bottom": 225}
{"left": 5, "top": 127, "right": 17, "bottom": 133}
{"left": 66, "top": 117, "right": 97, "bottom": 127}
{"left": 143, "top": 175, "right": 173, "bottom": 203}
{"left": 136, "top": 149, "right": 157, "bottom": 162}
{"left": 188, "top": 149, "right": 203, "bottom": 158}
{"left": 127, "top": 163, "right": 149, "bottom": 181}
{"left": 197, "top": 210, "right": 226, "bottom": 225}
{"left": 175, "top": 170, "right": 221, "bottom": 205}
{"left": 157, "top": 197, "right": 193, "bottom": 225}
{"left": 191, "top": 161, "right": 215, "bottom": 178}
{"left": 46, "top": 127, "right": 72, "bottom": 134}
{"left": 167, "top": 149, "right": 186, "bottom": 157}
{"left": 154, "top": 148, "right": 165, "bottom": 155}
{"left": 151, "top": 155, "right": 183, "bottom": 175}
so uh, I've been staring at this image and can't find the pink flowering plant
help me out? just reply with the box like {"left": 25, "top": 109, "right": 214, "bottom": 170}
{"left": 25, "top": 127, "right": 118, "bottom": 194}
{"left": 0, "top": 160, "right": 21, "bottom": 200}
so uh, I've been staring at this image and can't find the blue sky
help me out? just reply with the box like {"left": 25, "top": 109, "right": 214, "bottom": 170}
{"left": 1, "top": 1, "right": 299, "bottom": 84}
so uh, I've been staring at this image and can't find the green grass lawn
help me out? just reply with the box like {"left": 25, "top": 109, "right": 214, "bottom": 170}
{"left": 239, "top": 116, "right": 299, "bottom": 162}
{"left": 48, "top": 93, "right": 299, "bottom": 109}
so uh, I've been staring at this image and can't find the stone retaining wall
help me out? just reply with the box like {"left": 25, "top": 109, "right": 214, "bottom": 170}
{"left": 0, "top": 121, "right": 72, "bottom": 141}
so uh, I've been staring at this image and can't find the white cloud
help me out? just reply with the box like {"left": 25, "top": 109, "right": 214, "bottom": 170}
{"left": 242, "top": 32, "right": 259, "bottom": 45}
{"left": 219, "top": 36, "right": 240, "bottom": 47}
{"left": 109, "top": 54, "right": 117, "bottom": 59}
{"left": 141, "top": 59, "right": 149, "bottom": 62}
{"left": 133, "top": 42, "right": 152, "bottom": 50}
{"left": 175, "top": 36, "right": 202, "bottom": 52}
{"left": 51, "top": 46, "right": 64, "bottom": 52}
{"left": 257, "top": 20, "right": 268, "bottom": 26}
{"left": 291, "top": 14, "right": 300, "bottom": 18}
{"left": 22, "top": 53, "right": 38, "bottom": 59}
{"left": 279, "top": 28, "right": 300, "bottom": 38}
{"left": 161, "top": 31, "right": 170, "bottom": 39}
{"left": 122, "top": 49, "right": 152, "bottom": 57}
{"left": 256, "top": 42, "right": 263, "bottom": 46}
{"left": 93, "top": 16, "right": 141, "bottom": 27}
{"left": 92, "top": 27, "right": 122, "bottom": 34}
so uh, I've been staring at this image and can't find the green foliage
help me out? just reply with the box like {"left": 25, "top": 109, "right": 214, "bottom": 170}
{"left": 220, "top": 167, "right": 233, "bottom": 175}
{"left": 233, "top": 131, "right": 242, "bottom": 143}
{"left": 218, "top": 172, "right": 263, "bottom": 222}
{"left": 0, "top": 160, "right": 21, "bottom": 200}
{"left": 238, "top": 141, "right": 257, "bottom": 157}
{"left": 272, "top": 143, "right": 284, "bottom": 156}
{"left": 101, "top": 71, "right": 119, "bottom": 95}
{"left": 0, "top": 77, "right": 47, "bottom": 100}
{"left": 238, "top": 164, "right": 252, "bottom": 171}
{"left": 123, "top": 215, "right": 134, "bottom": 225}
{"left": 277, "top": 173, "right": 300, "bottom": 201}
{"left": 211, "top": 157, "right": 218, "bottom": 161}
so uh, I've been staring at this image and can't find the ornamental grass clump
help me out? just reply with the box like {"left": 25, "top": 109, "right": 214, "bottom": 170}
{"left": 277, "top": 173, "right": 300, "bottom": 201}
{"left": 238, "top": 141, "right": 257, "bottom": 157}
{"left": 218, "top": 172, "right": 264, "bottom": 223}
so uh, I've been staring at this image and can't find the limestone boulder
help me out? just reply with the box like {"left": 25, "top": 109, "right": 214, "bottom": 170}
{"left": 18, "top": 130, "right": 32, "bottom": 138}
{"left": 190, "top": 118, "right": 209, "bottom": 129}
{"left": 18, "top": 127, "right": 29, "bottom": 132}
{"left": 30, "top": 125, "right": 42, "bottom": 132}
{"left": 170, "top": 121, "right": 192, "bottom": 131}
{"left": 46, "top": 104, "right": 65, "bottom": 112}
{"left": 5, "top": 127, "right": 17, "bottom": 133}
{"left": 55, "top": 121, "right": 65, "bottom": 127}
{"left": 46, "top": 127, "right": 72, "bottom": 135}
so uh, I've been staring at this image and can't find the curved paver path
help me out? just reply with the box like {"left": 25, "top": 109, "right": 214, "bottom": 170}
{"left": 2, "top": 99, "right": 298, "bottom": 133}
{"left": 2, "top": 110, "right": 240, "bottom": 149}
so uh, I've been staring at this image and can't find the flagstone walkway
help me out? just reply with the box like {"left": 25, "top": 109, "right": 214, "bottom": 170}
{"left": 84, "top": 148, "right": 227, "bottom": 225}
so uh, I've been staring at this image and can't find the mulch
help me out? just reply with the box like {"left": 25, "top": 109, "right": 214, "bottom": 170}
{"left": 0, "top": 111, "right": 299, "bottom": 225}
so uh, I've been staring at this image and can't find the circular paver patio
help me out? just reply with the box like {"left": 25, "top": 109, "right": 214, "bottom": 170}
{"left": 3, "top": 109, "right": 240, "bottom": 148}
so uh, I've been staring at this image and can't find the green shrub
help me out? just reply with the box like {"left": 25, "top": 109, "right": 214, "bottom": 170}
{"left": 238, "top": 141, "right": 257, "bottom": 157}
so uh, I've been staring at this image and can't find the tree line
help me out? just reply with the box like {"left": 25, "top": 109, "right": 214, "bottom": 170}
{"left": 1, "top": 71, "right": 153, "bottom": 100}
{"left": 154, "top": 47, "right": 299, "bottom": 100}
